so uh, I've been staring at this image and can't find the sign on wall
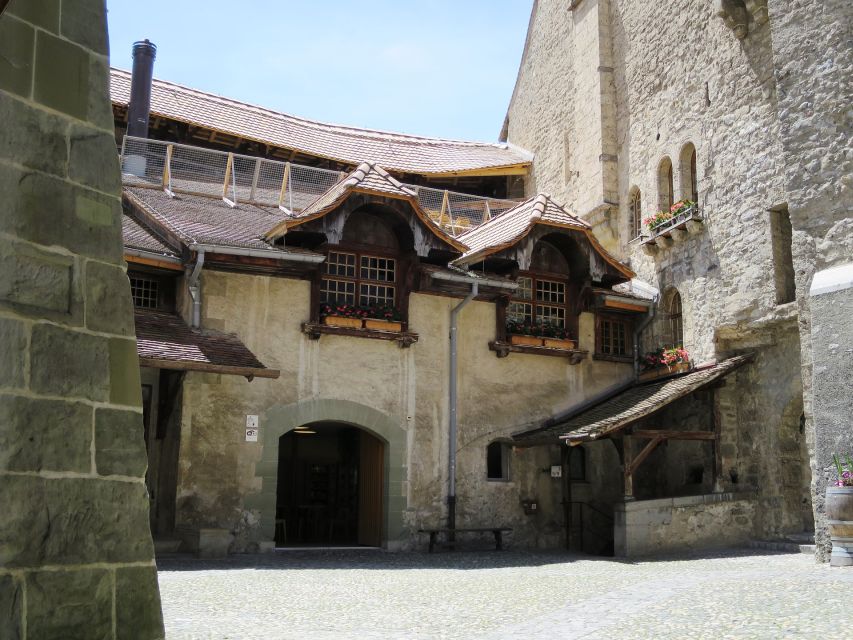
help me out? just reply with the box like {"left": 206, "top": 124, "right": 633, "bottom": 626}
{"left": 245, "top": 415, "right": 259, "bottom": 442}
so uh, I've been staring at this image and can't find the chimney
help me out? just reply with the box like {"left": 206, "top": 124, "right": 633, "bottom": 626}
{"left": 127, "top": 39, "right": 157, "bottom": 138}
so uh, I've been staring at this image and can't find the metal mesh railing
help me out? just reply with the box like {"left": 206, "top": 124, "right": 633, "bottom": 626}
{"left": 119, "top": 136, "right": 519, "bottom": 234}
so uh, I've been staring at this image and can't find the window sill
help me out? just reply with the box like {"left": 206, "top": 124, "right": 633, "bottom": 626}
{"left": 302, "top": 322, "right": 419, "bottom": 348}
{"left": 593, "top": 353, "right": 633, "bottom": 364}
{"left": 489, "top": 341, "right": 588, "bottom": 364}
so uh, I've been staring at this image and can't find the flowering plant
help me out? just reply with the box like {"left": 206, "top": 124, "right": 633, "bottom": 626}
{"left": 506, "top": 320, "right": 571, "bottom": 340}
{"left": 319, "top": 303, "right": 368, "bottom": 319}
{"left": 641, "top": 346, "right": 690, "bottom": 371}
{"left": 643, "top": 200, "right": 697, "bottom": 232}
{"left": 833, "top": 454, "right": 853, "bottom": 487}
{"left": 365, "top": 304, "right": 402, "bottom": 322}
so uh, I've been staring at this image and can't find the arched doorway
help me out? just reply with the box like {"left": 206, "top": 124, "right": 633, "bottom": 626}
{"left": 275, "top": 422, "right": 385, "bottom": 547}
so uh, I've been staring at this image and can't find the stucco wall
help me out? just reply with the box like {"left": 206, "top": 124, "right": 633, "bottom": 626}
{"left": 173, "top": 269, "right": 634, "bottom": 550}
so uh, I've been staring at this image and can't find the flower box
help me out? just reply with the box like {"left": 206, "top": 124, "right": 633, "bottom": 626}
{"left": 509, "top": 334, "right": 543, "bottom": 347}
{"left": 322, "top": 316, "right": 363, "bottom": 329}
{"left": 542, "top": 338, "right": 576, "bottom": 350}
{"left": 639, "top": 362, "right": 690, "bottom": 381}
{"left": 364, "top": 319, "right": 402, "bottom": 332}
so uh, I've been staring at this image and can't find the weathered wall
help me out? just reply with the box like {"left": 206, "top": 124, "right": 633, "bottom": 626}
{"left": 0, "top": 0, "right": 164, "bottom": 637}
{"left": 505, "top": 0, "right": 816, "bottom": 543}
{"left": 614, "top": 492, "right": 757, "bottom": 557}
{"left": 172, "top": 269, "right": 633, "bottom": 550}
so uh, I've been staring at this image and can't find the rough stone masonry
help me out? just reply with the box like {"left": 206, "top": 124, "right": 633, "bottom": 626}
{"left": 0, "top": 0, "right": 164, "bottom": 637}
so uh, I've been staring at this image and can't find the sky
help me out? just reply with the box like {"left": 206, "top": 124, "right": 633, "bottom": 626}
{"left": 107, "top": 1, "right": 533, "bottom": 142}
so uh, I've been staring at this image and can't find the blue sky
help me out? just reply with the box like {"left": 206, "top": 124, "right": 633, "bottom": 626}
{"left": 107, "top": 1, "right": 533, "bottom": 142}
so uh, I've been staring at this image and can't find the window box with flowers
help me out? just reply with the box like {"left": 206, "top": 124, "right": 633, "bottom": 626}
{"left": 309, "top": 303, "right": 417, "bottom": 347}
{"left": 362, "top": 304, "right": 404, "bottom": 332}
{"left": 320, "top": 303, "right": 368, "bottom": 329}
{"left": 639, "top": 347, "right": 691, "bottom": 381}
{"left": 642, "top": 200, "right": 703, "bottom": 247}
{"left": 504, "top": 320, "right": 577, "bottom": 350}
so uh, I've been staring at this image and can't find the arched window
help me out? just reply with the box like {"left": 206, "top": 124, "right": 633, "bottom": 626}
{"left": 679, "top": 143, "right": 698, "bottom": 203}
{"left": 667, "top": 290, "right": 683, "bottom": 347}
{"left": 507, "top": 240, "right": 570, "bottom": 329}
{"left": 629, "top": 187, "right": 642, "bottom": 238}
{"left": 658, "top": 157, "right": 674, "bottom": 212}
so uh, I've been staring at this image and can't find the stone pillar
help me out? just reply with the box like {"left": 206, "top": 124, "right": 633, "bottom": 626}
{"left": 0, "top": 1, "right": 164, "bottom": 637}
{"left": 809, "top": 265, "right": 853, "bottom": 562}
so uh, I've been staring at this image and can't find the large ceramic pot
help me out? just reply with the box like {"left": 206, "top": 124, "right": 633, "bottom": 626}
{"left": 825, "top": 486, "right": 853, "bottom": 567}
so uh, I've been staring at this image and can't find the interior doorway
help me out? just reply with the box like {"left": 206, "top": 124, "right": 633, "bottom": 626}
{"left": 275, "top": 422, "right": 385, "bottom": 547}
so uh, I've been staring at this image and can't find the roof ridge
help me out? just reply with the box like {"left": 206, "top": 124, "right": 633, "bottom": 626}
{"left": 111, "top": 67, "right": 522, "bottom": 150}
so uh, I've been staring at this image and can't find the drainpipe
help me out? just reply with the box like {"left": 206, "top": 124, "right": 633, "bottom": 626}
{"left": 633, "top": 294, "right": 658, "bottom": 380}
{"left": 187, "top": 249, "right": 205, "bottom": 329}
{"left": 448, "top": 281, "right": 478, "bottom": 533}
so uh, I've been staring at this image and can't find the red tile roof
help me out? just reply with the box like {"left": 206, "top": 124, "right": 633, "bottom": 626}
{"left": 135, "top": 308, "right": 279, "bottom": 378}
{"left": 110, "top": 68, "right": 532, "bottom": 177}
{"left": 122, "top": 213, "right": 178, "bottom": 257}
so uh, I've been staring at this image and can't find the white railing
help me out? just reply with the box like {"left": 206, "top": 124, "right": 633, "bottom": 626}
{"left": 119, "top": 136, "right": 519, "bottom": 236}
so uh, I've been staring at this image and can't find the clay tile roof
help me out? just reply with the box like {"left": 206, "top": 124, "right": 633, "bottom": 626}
{"left": 123, "top": 187, "right": 286, "bottom": 253}
{"left": 135, "top": 308, "right": 279, "bottom": 378}
{"left": 122, "top": 213, "right": 178, "bottom": 257}
{"left": 110, "top": 68, "right": 532, "bottom": 176}
{"left": 513, "top": 354, "right": 754, "bottom": 445}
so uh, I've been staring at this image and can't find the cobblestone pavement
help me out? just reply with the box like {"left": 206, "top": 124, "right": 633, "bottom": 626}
{"left": 157, "top": 549, "right": 852, "bottom": 639}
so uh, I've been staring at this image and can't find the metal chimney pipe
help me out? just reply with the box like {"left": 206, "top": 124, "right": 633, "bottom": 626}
{"left": 127, "top": 39, "right": 157, "bottom": 138}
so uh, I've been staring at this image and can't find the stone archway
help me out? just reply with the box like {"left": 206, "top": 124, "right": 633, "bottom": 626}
{"left": 246, "top": 399, "right": 408, "bottom": 548}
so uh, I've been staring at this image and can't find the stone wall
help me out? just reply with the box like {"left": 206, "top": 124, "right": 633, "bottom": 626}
{"left": 614, "top": 492, "right": 757, "bottom": 557}
{"left": 169, "top": 269, "right": 635, "bottom": 550}
{"left": 0, "top": 1, "right": 164, "bottom": 637}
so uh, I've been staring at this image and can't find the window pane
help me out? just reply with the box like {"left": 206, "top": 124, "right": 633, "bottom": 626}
{"left": 360, "top": 255, "right": 395, "bottom": 283}
{"left": 326, "top": 251, "right": 356, "bottom": 278}
{"left": 130, "top": 277, "right": 159, "bottom": 309}
{"left": 359, "top": 283, "right": 395, "bottom": 307}
{"left": 508, "top": 302, "right": 533, "bottom": 324}
{"left": 320, "top": 278, "right": 356, "bottom": 305}
{"left": 536, "top": 279, "right": 565, "bottom": 304}
{"left": 538, "top": 305, "right": 565, "bottom": 327}
{"left": 516, "top": 277, "right": 533, "bottom": 300}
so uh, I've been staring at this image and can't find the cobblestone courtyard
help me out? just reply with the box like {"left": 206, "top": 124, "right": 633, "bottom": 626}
{"left": 158, "top": 549, "right": 852, "bottom": 639}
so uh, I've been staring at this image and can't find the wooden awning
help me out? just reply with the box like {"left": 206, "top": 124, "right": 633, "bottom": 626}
{"left": 513, "top": 354, "right": 753, "bottom": 446}
{"left": 135, "top": 309, "right": 280, "bottom": 379}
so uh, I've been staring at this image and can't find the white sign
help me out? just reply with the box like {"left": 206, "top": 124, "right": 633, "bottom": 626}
{"left": 245, "top": 415, "right": 259, "bottom": 442}
{"left": 550, "top": 465, "right": 562, "bottom": 478}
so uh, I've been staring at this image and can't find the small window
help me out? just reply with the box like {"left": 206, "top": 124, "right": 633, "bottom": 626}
{"left": 629, "top": 187, "right": 642, "bottom": 239}
{"left": 130, "top": 275, "right": 161, "bottom": 309}
{"left": 658, "top": 157, "right": 674, "bottom": 212}
{"left": 668, "top": 290, "right": 683, "bottom": 347}
{"left": 770, "top": 206, "right": 795, "bottom": 304}
{"left": 569, "top": 446, "right": 586, "bottom": 481}
{"left": 679, "top": 143, "right": 698, "bottom": 203}
{"left": 486, "top": 442, "right": 510, "bottom": 480}
{"left": 321, "top": 250, "right": 396, "bottom": 307}
{"left": 596, "top": 316, "right": 632, "bottom": 357}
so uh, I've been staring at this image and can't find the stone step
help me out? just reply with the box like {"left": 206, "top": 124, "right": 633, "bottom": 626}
{"left": 748, "top": 539, "right": 815, "bottom": 554}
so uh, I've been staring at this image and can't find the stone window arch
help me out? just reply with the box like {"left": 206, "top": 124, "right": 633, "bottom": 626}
{"left": 679, "top": 143, "right": 698, "bottom": 203}
{"left": 665, "top": 288, "right": 684, "bottom": 347}
{"left": 657, "top": 157, "right": 674, "bottom": 212}
{"left": 628, "top": 186, "right": 642, "bottom": 239}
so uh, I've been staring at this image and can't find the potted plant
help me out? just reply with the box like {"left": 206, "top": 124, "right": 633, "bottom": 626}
{"left": 826, "top": 454, "right": 853, "bottom": 567}
{"left": 363, "top": 304, "right": 403, "bottom": 332}
{"left": 506, "top": 320, "right": 543, "bottom": 347}
{"left": 639, "top": 347, "right": 690, "bottom": 381}
{"left": 541, "top": 322, "right": 575, "bottom": 350}
{"left": 320, "top": 303, "right": 365, "bottom": 329}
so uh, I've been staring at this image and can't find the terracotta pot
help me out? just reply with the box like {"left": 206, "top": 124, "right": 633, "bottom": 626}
{"left": 322, "top": 316, "right": 363, "bottom": 329}
{"left": 826, "top": 486, "right": 853, "bottom": 567}
{"left": 509, "top": 334, "right": 543, "bottom": 347}
{"left": 542, "top": 338, "right": 575, "bottom": 350}
{"left": 364, "top": 319, "right": 402, "bottom": 332}
{"left": 638, "top": 362, "right": 690, "bottom": 381}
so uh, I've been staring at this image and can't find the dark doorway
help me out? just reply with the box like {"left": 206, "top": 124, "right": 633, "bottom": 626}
{"left": 276, "top": 423, "right": 384, "bottom": 547}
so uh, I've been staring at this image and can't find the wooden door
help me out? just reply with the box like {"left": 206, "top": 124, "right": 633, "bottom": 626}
{"left": 358, "top": 431, "right": 384, "bottom": 547}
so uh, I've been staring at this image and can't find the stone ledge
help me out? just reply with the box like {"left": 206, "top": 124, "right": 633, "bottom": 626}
{"left": 302, "top": 322, "right": 418, "bottom": 348}
{"left": 489, "top": 341, "right": 588, "bottom": 364}
{"left": 618, "top": 491, "right": 757, "bottom": 513}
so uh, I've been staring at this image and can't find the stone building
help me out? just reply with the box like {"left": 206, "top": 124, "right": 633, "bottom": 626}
{"left": 502, "top": 0, "right": 851, "bottom": 559}
{"left": 0, "top": 0, "right": 164, "bottom": 637}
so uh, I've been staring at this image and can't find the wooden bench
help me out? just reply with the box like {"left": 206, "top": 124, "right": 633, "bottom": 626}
{"left": 418, "top": 527, "right": 512, "bottom": 553}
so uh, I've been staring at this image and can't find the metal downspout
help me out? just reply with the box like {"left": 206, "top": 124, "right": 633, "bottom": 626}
{"left": 448, "top": 281, "right": 479, "bottom": 534}
{"left": 633, "top": 294, "right": 658, "bottom": 380}
{"left": 187, "top": 249, "right": 205, "bottom": 329}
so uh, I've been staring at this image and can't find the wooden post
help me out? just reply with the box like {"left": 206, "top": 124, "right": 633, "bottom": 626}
{"left": 712, "top": 389, "right": 724, "bottom": 492}
{"left": 222, "top": 152, "right": 234, "bottom": 199}
{"left": 278, "top": 163, "right": 291, "bottom": 209}
{"left": 249, "top": 158, "right": 261, "bottom": 203}
{"left": 623, "top": 436, "right": 634, "bottom": 500}
{"left": 484, "top": 200, "right": 492, "bottom": 221}
{"left": 162, "top": 143, "right": 173, "bottom": 193}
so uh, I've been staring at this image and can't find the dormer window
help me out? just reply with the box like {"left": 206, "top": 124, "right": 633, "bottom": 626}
{"left": 320, "top": 251, "right": 396, "bottom": 308}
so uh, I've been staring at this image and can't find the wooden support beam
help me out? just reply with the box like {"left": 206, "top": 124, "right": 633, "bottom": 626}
{"left": 712, "top": 388, "right": 723, "bottom": 491}
{"left": 278, "top": 162, "right": 291, "bottom": 209}
{"left": 631, "top": 429, "right": 716, "bottom": 440}
{"left": 625, "top": 436, "right": 664, "bottom": 476}
{"left": 622, "top": 436, "right": 634, "bottom": 499}
{"left": 162, "top": 143, "right": 173, "bottom": 193}
{"left": 222, "top": 152, "right": 234, "bottom": 199}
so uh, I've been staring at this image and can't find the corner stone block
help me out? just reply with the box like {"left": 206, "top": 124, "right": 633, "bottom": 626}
{"left": 86, "top": 261, "right": 134, "bottom": 335}
{"left": 33, "top": 31, "right": 90, "bottom": 121}
{"left": 26, "top": 569, "right": 112, "bottom": 640}
{"left": 7, "top": 0, "right": 60, "bottom": 33}
{"left": 0, "top": 574, "right": 23, "bottom": 640}
{"left": 0, "top": 16, "right": 34, "bottom": 97}
{"left": 69, "top": 125, "right": 122, "bottom": 194}
{"left": 60, "top": 0, "right": 108, "bottom": 55}
{"left": 0, "top": 395, "right": 92, "bottom": 473}
{"left": 115, "top": 566, "right": 165, "bottom": 640}
{"left": 0, "top": 164, "right": 123, "bottom": 262}
{"left": 109, "top": 338, "right": 143, "bottom": 407}
{"left": 0, "top": 91, "right": 69, "bottom": 176}
{"left": 30, "top": 323, "right": 110, "bottom": 401}
{"left": 86, "top": 53, "right": 115, "bottom": 132}
{"left": 0, "top": 317, "right": 27, "bottom": 389}
{"left": 95, "top": 407, "right": 148, "bottom": 477}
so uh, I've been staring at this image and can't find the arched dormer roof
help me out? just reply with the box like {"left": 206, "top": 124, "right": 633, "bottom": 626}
{"left": 451, "top": 193, "right": 634, "bottom": 280}
{"left": 264, "top": 162, "right": 465, "bottom": 252}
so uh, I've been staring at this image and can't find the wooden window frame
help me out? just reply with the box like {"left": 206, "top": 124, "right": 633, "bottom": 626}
{"left": 128, "top": 272, "right": 176, "bottom": 312}
{"left": 507, "top": 270, "right": 570, "bottom": 330}
{"left": 668, "top": 291, "right": 683, "bottom": 347}
{"left": 595, "top": 314, "right": 633, "bottom": 361}
{"left": 629, "top": 188, "right": 642, "bottom": 239}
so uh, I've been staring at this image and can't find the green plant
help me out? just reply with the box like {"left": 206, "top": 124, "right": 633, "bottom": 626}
{"left": 833, "top": 454, "right": 853, "bottom": 487}
{"left": 641, "top": 346, "right": 690, "bottom": 371}
{"left": 506, "top": 320, "right": 571, "bottom": 340}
